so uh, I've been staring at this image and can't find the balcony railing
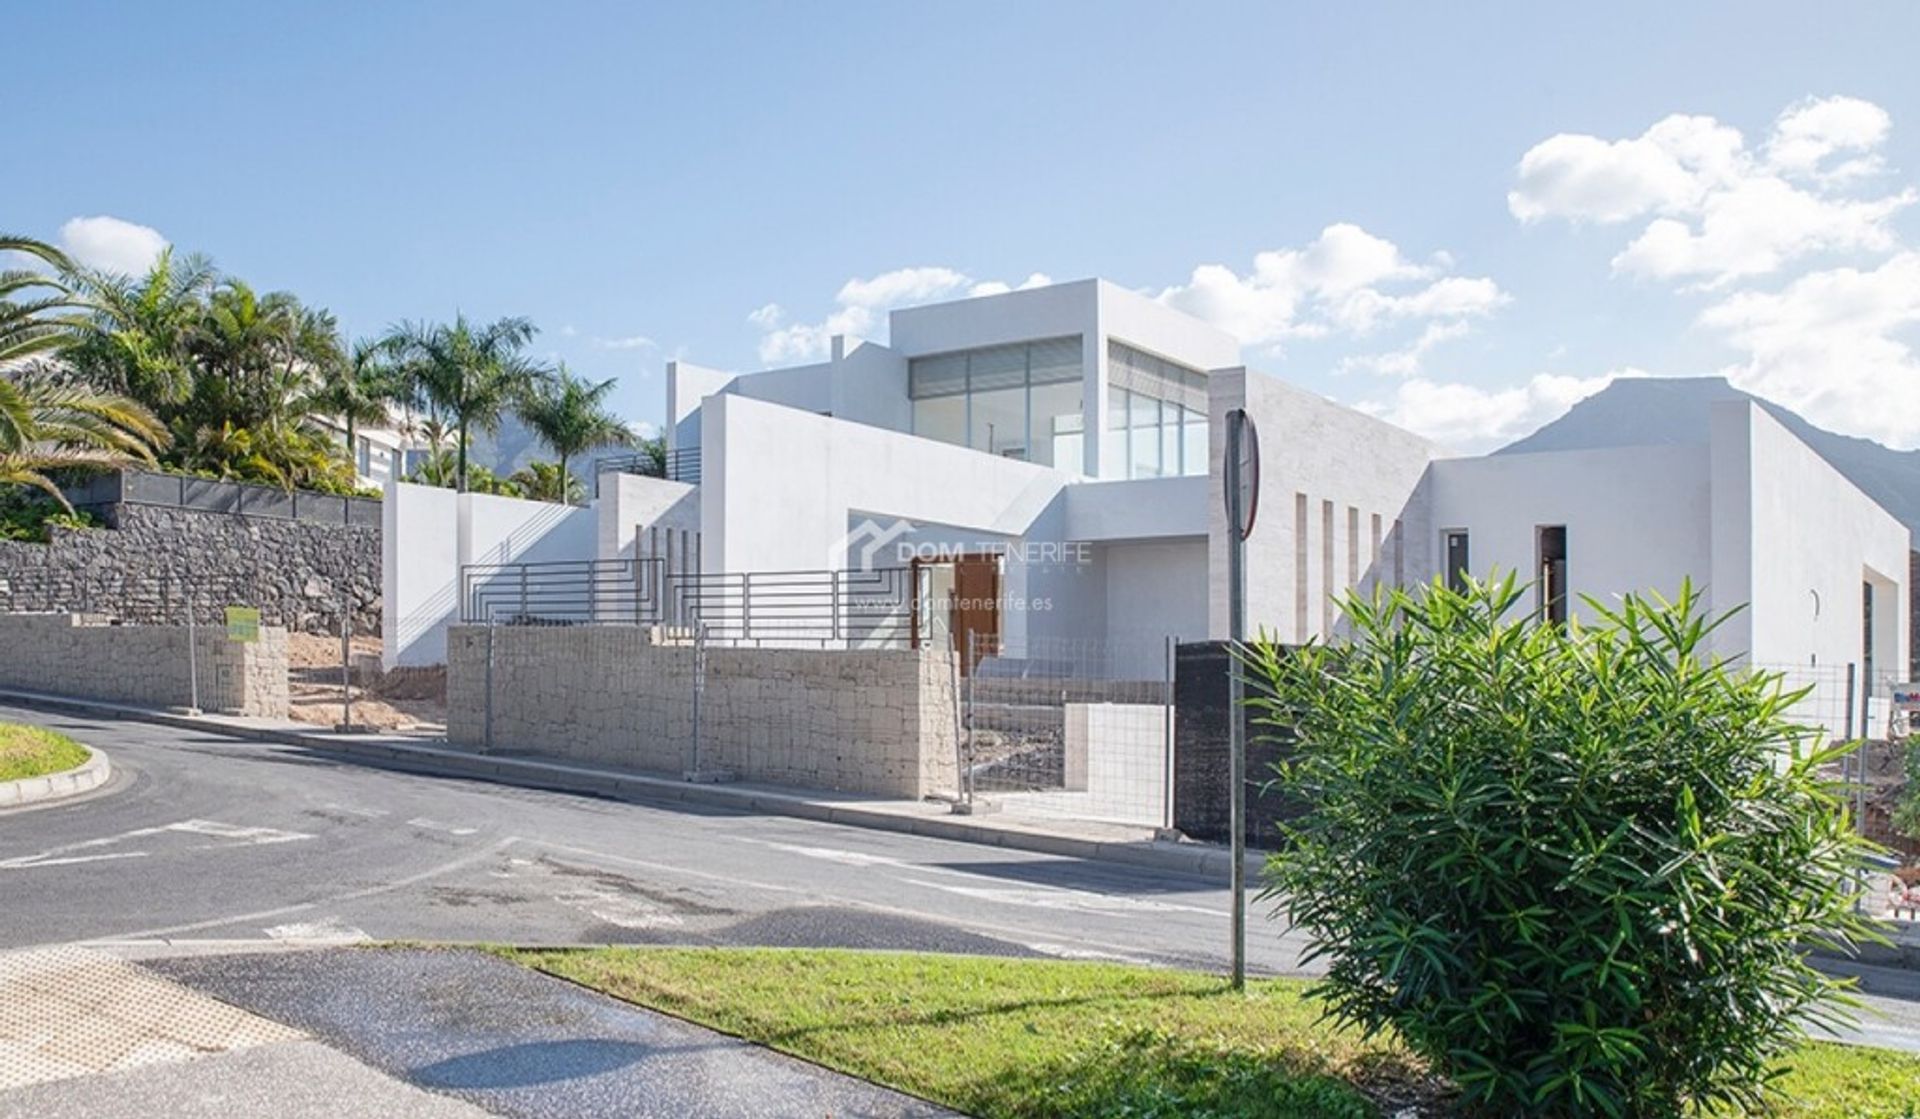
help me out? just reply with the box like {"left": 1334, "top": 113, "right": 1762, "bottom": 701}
{"left": 593, "top": 448, "right": 701, "bottom": 495}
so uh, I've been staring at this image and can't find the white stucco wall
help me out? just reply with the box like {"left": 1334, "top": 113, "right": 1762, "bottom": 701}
{"left": 1209, "top": 368, "right": 1437, "bottom": 643}
{"left": 1427, "top": 443, "right": 1713, "bottom": 624}
{"left": 597, "top": 474, "right": 700, "bottom": 562}
{"left": 1103, "top": 538, "right": 1209, "bottom": 675}
{"left": 1711, "top": 400, "right": 1909, "bottom": 679}
{"left": 382, "top": 481, "right": 597, "bottom": 666}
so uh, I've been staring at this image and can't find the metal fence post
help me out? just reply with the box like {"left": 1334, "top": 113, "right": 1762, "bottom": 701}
{"left": 183, "top": 572, "right": 201, "bottom": 715}
{"left": 340, "top": 607, "right": 353, "bottom": 732}
{"left": 1163, "top": 634, "right": 1176, "bottom": 832}
{"left": 483, "top": 616, "right": 496, "bottom": 754}
{"left": 690, "top": 621, "right": 707, "bottom": 777}
{"left": 948, "top": 639, "right": 965, "bottom": 807}
{"left": 964, "top": 629, "right": 977, "bottom": 809}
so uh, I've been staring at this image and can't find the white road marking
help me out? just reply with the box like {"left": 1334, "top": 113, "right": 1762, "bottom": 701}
{"left": 321, "top": 803, "right": 389, "bottom": 818}
{"left": 407, "top": 817, "right": 478, "bottom": 836}
{"left": 555, "top": 889, "right": 684, "bottom": 930}
{"left": 263, "top": 916, "right": 369, "bottom": 943}
{"left": 0, "top": 819, "right": 313, "bottom": 871}
{"left": 900, "top": 878, "right": 1220, "bottom": 916}
{"left": 747, "top": 838, "right": 1226, "bottom": 916}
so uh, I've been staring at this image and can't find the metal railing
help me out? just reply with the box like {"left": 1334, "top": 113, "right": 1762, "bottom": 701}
{"left": 61, "top": 468, "right": 380, "bottom": 526}
{"left": 458, "top": 557, "right": 915, "bottom": 647}
{"left": 593, "top": 447, "right": 701, "bottom": 494}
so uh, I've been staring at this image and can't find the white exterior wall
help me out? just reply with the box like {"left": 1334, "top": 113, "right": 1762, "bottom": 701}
{"left": 1711, "top": 400, "right": 1909, "bottom": 678}
{"left": 1103, "top": 539, "right": 1208, "bottom": 674}
{"left": 597, "top": 473, "right": 700, "bottom": 562}
{"left": 1209, "top": 368, "right": 1437, "bottom": 642}
{"left": 1427, "top": 444, "right": 1713, "bottom": 624}
{"left": 666, "top": 360, "right": 736, "bottom": 453}
{"left": 381, "top": 481, "right": 597, "bottom": 667}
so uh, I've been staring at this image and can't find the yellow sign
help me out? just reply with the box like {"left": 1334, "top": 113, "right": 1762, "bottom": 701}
{"left": 225, "top": 606, "right": 260, "bottom": 643}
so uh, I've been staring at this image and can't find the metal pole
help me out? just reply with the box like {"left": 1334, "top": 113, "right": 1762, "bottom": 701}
{"left": 1226, "top": 411, "right": 1248, "bottom": 992}
{"left": 690, "top": 621, "right": 706, "bottom": 776}
{"left": 340, "top": 608, "right": 353, "bottom": 731}
{"left": 965, "top": 629, "right": 977, "bottom": 808}
{"left": 184, "top": 572, "right": 201, "bottom": 715}
{"left": 949, "top": 640, "right": 965, "bottom": 807}
{"left": 1163, "top": 634, "right": 1176, "bottom": 832}
{"left": 483, "top": 617, "right": 495, "bottom": 754}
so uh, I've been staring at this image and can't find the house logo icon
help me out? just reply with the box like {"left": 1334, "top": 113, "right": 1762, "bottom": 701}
{"left": 841, "top": 517, "right": 915, "bottom": 569}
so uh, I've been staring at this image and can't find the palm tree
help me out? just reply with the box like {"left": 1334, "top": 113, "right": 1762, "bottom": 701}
{"left": 509, "top": 460, "right": 583, "bottom": 504}
{"left": 0, "top": 235, "right": 89, "bottom": 365}
{"left": 313, "top": 337, "right": 402, "bottom": 463}
{"left": 516, "top": 364, "right": 635, "bottom": 504}
{"left": 386, "top": 314, "right": 542, "bottom": 492}
{"left": 62, "top": 248, "right": 217, "bottom": 408}
{"left": 0, "top": 374, "right": 169, "bottom": 508}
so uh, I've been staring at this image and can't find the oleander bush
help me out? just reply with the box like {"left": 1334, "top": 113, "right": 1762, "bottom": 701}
{"left": 1242, "top": 575, "right": 1883, "bottom": 1118}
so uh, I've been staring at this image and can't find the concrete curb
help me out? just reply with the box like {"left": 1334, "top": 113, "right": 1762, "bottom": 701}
{"left": 0, "top": 742, "right": 111, "bottom": 810}
{"left": 0, "top": 689, "right": 1263, "bottom": 883}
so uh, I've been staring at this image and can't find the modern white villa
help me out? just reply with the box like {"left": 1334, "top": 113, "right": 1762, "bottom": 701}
{"left": 386, "top": 278, "right": 1911, "bottom": 716}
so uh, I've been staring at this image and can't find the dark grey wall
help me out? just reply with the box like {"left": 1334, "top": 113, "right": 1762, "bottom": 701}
{"left": 0, "top": 502, "right": 379, "bottom": 635}
{"left": 1172, "top": 641, "right": 1301, "bottom": 848}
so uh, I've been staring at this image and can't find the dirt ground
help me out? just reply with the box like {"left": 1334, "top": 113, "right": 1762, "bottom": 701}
{"left": 286, "top": 633, "right": 448, "bottom": 733}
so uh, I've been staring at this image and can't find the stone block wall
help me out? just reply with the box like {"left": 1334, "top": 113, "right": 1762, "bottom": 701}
{"left": 0, "top": 613, "right": 289, "bottom": 717}
{"left": 0, "top": 503, "right": 379, "bottom": 635}
{"left": 445, "top": 624, "right": 959, "bottom": 798}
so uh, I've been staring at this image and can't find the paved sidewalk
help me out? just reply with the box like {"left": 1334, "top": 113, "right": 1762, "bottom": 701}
{"left": 0, "top": 946, "right": 486, "bottom": 1118}
{"left": 152, "top": 947, "right": 955, "bottom": 1118}
{"left": 0, "top": 687, "right": 1258, "bottom": 882}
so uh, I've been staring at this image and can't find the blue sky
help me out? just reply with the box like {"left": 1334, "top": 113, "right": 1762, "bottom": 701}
{"left": 10, "top": 2, "right": 1920, "bottom": 449}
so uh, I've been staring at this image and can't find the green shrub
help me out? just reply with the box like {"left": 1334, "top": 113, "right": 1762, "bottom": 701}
{"left": 0, "top": 489, "right": 99, "bottom": 542}
{"left": 1241, "top": 575, "right": 1883, "bottom": 1118}
{"left": 1894, "top": 739, "right": 1920, "bottom": 843}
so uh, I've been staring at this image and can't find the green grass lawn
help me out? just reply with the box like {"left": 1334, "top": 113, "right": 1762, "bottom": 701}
{"left": 0, "top": 722, "right": 89, "bottom": 782}
{"left": 504, "top": 947, "right": 1920, "bottom": 1119}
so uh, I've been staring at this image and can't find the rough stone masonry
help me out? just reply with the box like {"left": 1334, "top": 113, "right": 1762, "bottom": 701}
{"left": 0, "top": 503, "right": 379, "bottom": 636}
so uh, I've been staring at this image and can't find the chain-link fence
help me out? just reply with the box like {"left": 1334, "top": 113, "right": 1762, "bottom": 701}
{"left": 1759, "top": 660, "right": 1917, "bottom": 928}
{"left": 960, "top": 633, "right": 1177, "bottom": 828}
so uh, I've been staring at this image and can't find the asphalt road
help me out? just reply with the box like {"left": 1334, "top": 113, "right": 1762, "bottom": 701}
{"left": 0, "top": 704, "right": 1294, "bottom": 972}
{"left": 5, "top": 703, "right": 1918, "bottom": 1057}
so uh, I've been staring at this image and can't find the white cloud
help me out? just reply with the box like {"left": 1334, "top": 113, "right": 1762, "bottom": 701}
{"left": 1359, "top": 370, "right": 1630, "bottom": 452}
{"left": 1509, "top": 97, "right": 1913, "bottom": 287}
{"left": 1156, "top": 223, "right": 1506, "bottom": 347}
{"left": 750, "top": 266, "right": 1052, "bottom": 364}
{"left": 58, "top": 215, "right": 169, "bottom": 275}
{"left": 625, "top": 418, "right": 660, "bottom": 440}
{"left": 1698, "top": 250, "right": 1920, "bottom": 448}
{"left": 595, "top": 334, "right": 657, "bottom": 351}
{"left": 1339, "top": 320, "right": 1472, "bottom": 378}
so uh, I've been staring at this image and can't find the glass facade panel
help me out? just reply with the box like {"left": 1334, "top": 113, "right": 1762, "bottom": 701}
{"left": 1129, "top": 393, "right": 1161, "bottom": 478}
{"left": 1029, "top": 378, "right": 1083, "bottom": 471}
{"left": 1103, "top": 387, "right": 1130, "bottom": 480}
{"left": 1182, "top": 406, "right": 1208, "bottom": 476}
{"left": 969, "top": 384, "right": 1027, "bottom": 458}
{"left": 906, "top": 336, "right": 1085, "bottom": 474}
{"left": 913, "top": 394, "right": 966, "bottom": 446}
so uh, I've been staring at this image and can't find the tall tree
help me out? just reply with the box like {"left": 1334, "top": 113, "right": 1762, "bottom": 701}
{"left": 0, "top": 373, "right": 168, "bottom": 508}
{"left": 313, "top": 337, "right": 402, "bottom": 464}
{"left": 387, "top": 314, "right": 542, "bottom": 492}
{"left": 516, "top": 364, "right": 635, "bottom": 504}
{"left": 0, "top": 235, "right": 89, "bottom": 365}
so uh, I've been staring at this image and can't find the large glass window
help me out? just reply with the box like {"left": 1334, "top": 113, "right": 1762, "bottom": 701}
{"left": 1106, "top": 340, "right": 1209, "bottom": 479}
{"left": 908, "top": 336, "right": 1085, "bottom": 473}
{"left": 1029, "top": 379, "right": 1083, "bottom": 471}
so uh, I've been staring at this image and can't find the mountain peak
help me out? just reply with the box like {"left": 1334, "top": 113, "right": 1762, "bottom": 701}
{"left": 1497, "top": 376, "right": 1920, "bottom": 541}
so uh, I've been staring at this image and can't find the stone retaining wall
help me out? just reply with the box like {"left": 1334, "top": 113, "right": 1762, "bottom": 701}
{"left": 0, "top": 502, "right": 379, "bottom": 635}
{"left": 0, "top": 613, "right": 289, "bottom": 718}
{"left": 445, "top": 625, "right": 958, "bottom": 798}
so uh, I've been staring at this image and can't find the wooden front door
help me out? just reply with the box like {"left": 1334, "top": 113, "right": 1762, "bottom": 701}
{"left": 951, "top": 554, "right": 1001, "bottom": 671}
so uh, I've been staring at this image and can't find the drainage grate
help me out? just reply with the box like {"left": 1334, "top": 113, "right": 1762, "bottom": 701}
{"left": 0, "top": 946, "right": 303, "bottom": 1091}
